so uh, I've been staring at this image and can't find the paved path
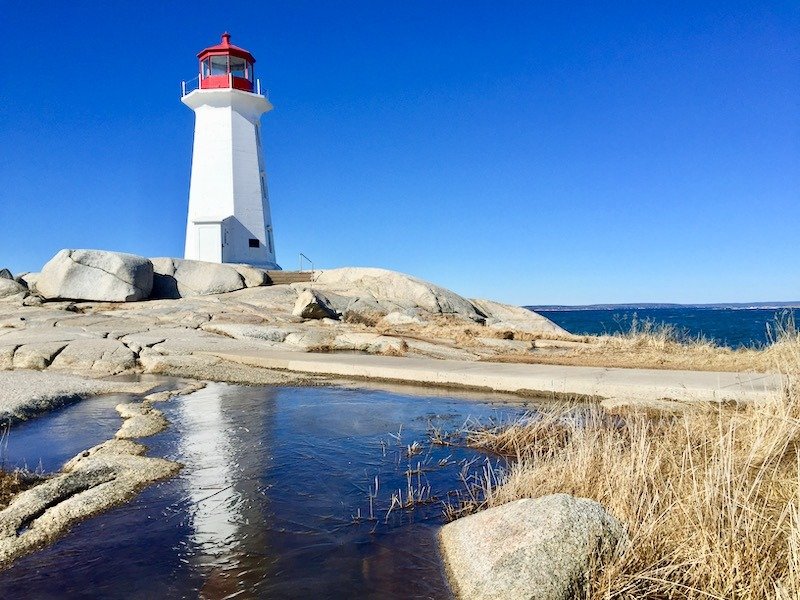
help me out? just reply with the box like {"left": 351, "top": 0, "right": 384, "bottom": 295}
{"left": 205, "top": 350, "right": 783, "bottom": 403}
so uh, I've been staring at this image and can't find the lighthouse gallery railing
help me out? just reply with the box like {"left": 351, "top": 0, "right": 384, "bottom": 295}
{"left": 180, "top": 75, "right": 267, "bottom": 98}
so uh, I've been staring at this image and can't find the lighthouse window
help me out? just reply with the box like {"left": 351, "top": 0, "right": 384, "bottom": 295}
{"left": 201, "top": 58, "right": 211, "bottom": 78}
{"left": 249, "top": 238, "right": 260, "bottom": 248}
{"left": 210, "top": 55, "right": 228, "bottom": 76}
{"left": 230, "top": 57, "right": 246, "bottom": 79}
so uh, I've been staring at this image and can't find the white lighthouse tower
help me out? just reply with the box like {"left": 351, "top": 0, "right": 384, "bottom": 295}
{"left": 181, "top": 33, "right": 279, "bottom": 269}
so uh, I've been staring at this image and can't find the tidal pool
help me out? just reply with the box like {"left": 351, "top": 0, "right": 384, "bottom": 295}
{"left": 0, "top": 384, "right": 531, "bottom": 598}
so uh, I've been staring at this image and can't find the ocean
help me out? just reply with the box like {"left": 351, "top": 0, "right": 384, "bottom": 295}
{"left": 531, "top": 306, "right": 798, "bottom": 349}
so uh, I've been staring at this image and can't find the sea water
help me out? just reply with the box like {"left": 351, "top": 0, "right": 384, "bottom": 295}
{"left": 535, "top": 307, "right": 797, "bottom": 349}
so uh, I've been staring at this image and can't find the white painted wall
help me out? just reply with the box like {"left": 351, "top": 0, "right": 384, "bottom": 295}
{"left": 182, "top": 88, "right": 279, "bottom": 269}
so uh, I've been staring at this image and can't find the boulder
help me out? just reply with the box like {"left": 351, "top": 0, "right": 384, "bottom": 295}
{"left": 283, "top": 330, "right": 335, "bottom": 351}
{"left": 440, "top": 494, "right": 627, "bottom": 600}
{"left": 37, "top": 250, "right": 153, "bottom": 302}
{"left": 313, "top": 268, "right": 483, "bottom": 321}
{"left": 0, "top": 279, "right": 27, "bottom": 301}
{"left": 0, "top": 269, "right": 12, "bottom": 280}
{"left": 292, "top": 289, "right": 339, "bottom": 320}
{"left": 16, "top": 272, "right": 39, "bottom": 291}
{"left": 231, "top": 264, "right": 269, "bottom": 288}
{"left": 150, "top": 258, "right": 245, "bottom": 298}
{"left": 471, "top": 299, "right": 568, "bottom": 336}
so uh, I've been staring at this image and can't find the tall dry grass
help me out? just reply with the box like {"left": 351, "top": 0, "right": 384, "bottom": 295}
{"left": 448, "top": 320, "right": 800, "bottom": 598}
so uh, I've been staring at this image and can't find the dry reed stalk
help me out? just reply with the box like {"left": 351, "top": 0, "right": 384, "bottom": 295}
{"left": 0, "top": 469, "right": 42, "bottom": 510}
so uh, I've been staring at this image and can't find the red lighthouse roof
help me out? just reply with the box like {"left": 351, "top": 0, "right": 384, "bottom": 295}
{"left": 197, "top": 32, "right": 257, "bottom": 92}
{"left": 198, "top": 32, "right": 256, "bottom": 64}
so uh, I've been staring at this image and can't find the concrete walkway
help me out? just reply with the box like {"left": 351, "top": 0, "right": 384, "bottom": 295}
{"left": 205, "top": 349, "right": 784, "bottom": 403}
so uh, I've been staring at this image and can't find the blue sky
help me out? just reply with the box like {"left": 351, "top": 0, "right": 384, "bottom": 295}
{"left": 1, "top": 1, "right": 797, "bottom": 304}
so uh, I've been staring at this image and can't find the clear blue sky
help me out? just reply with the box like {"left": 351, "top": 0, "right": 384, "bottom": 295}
{"left": 1, "top": 1, "right": 797, "bottom": 305}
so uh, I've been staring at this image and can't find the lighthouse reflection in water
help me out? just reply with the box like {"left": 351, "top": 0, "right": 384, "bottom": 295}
{"left": 0, "top": 384, "right": 526, "bottom": 598}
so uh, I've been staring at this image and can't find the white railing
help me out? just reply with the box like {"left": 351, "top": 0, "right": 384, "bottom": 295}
{"left": 180, "top": 75, "right": 267, "bottom": 99}
{"left": 299, "top": 253, "right": 314, "bottom": 272}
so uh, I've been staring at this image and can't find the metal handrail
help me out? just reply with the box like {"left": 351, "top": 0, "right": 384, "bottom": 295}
{"left": 180, "top": 75, "right": 267, "bottom": 98}
{"left": 180, "top": 74, "right": 199, "bottom": 96}
{"left": 299, "top": 253, "right": 314, "bottom": 272}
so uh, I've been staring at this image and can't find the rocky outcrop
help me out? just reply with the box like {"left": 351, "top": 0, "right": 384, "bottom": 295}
{"left": 36, "top": 250, "right": 153, "bottom": 302}
{"left": 471, "top": 298, "right": 567, "bottom": 336}
{"left": 312, "top": 268, "right": 484, "bottom": 322}
{"left": 0, "top": 279, "right": 27, "bottom": 301}
{"left": 115, "top": 402, "right": 168, "bottom": 438}
{"left": 49, "top": 338, "right": 138, "bottom": 374}
{"left": 292, "top": 289, "right": 339, "bottom": 320}
{"left": 16, "top": 272, "right": 39, "bottom": 291}
{"left": 151, "top": 258, "right": 246, "bottom": 298}
{"left": 0, "top": 269, "right": 12, "bottom": 280}
{"left": 440, "top": 494, "right": 627, "bottom": 600}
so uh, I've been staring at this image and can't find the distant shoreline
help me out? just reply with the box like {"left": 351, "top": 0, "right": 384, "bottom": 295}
{"left": 528, "top": 302, "right": 800, "bottom": 312}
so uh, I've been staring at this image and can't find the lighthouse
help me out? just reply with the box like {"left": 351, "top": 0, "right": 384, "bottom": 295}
{"left": 181, "top": 33, "right": 279, "bottom": 269}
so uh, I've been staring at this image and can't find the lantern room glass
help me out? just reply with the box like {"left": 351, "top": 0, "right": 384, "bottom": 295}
{"left": 201, "top": 56, "right": 253, "bottom": 81}
{"left": 229, "top": 57, "right": 246, "bottom": 79}
{"left": 210, "top": 56, "right": 228, "bottom": 76}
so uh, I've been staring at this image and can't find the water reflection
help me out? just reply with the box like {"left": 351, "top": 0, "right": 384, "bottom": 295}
{"left": 175, "top": 385, "right": 278, "bottom": 598}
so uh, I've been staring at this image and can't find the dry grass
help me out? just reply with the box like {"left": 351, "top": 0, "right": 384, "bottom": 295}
{"left": 370, "top": 310, "right": 800, "bottom": 373}
{"left": 0, "top": 469, "right": 41, "bottom": 510}
{"left": 489, "top": 312, "right": 800, "bottom": 373}
{"left": 446, "top": 321, "right": 800, "bottom": 598}
{"left": 375, "top": 314, "right": 568, "bottom": 348}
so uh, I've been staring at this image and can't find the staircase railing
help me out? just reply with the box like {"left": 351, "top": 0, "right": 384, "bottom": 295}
{"left": 299, "top": 253, "right": 314, "bottom": 272}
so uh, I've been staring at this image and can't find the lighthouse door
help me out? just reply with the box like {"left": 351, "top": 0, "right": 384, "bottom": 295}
{"left": 196, "top": 223, "right": 222, "bottom": 263}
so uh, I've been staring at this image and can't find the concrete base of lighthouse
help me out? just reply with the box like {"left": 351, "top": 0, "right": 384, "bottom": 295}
{"left": 182, "top": 88, "right": 280, "bottom": 270}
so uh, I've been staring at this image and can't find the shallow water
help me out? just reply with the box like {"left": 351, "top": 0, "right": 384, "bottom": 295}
{"left": 0, "top": 384, "right": 529, "bottom": 598}
{"left": 2, "top": 393, "right": 136, "bottom": 472}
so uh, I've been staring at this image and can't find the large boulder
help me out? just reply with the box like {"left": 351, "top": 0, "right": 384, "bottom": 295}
{"left": 37, "top": 250, "right": 153, "bottom": 302}
{"left": 150, "top": 258, "right": 245, "bottom": 298}
{"left": 292, "top": 289, "right": 339, "bottom": 320}
{"left": 313, "top": 268, "right": 483, "bottom": 321}
{"left": 0, "top": 269, "right": 12, "bottom": 280}
{"left": 440, "top": 494, "right": 627, "bottom": 600}
{"left": 471, "top": 299, "right": 568, "bottom": 336}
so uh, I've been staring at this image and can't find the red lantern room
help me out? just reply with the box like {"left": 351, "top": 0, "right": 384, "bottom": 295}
{"left": 198, "top": 32, "right": 256, "bottom": 92}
